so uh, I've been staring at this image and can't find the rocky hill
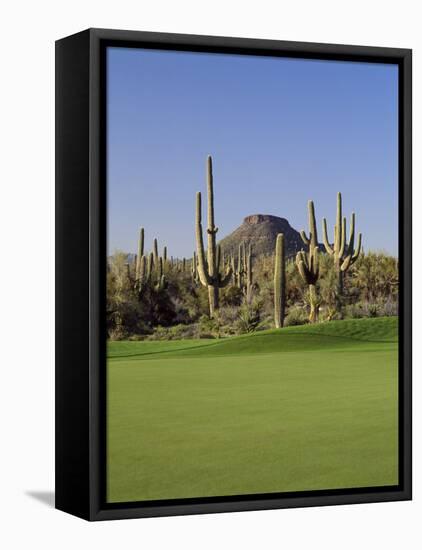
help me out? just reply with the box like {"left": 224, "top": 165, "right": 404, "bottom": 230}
{"left": 218, "top": 214, "right": 306, "bottom": 259}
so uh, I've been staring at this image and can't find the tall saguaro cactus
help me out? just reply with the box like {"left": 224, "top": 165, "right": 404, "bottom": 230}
{"left": 322, "top": 192, "right": 362, "bottom": 313}
{"left": 191, "top": 251, "right": 199, "bottom": 284}
{"left": 135, "top": 227, "right": 145, "bottom": 281}
{"left": 235, "top": 244, "right": 244, "bottom": 288}
{"left": 245, "top": 243, "right": 253, "bottom": 300}
{"left": 153, "top": 238, "right": 159, "bottom": 266}
{"left": 274, "top": 233, "right": 286, "bottom": 328}
{"left": 296, "top": 200, "right": 320, "bottom": 323}
{"left": 195, "top": 155, "right": 232, "bottom": 317}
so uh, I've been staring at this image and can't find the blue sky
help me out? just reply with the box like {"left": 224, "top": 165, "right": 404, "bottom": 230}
{"left": 107, "top": 47, "right": 398, "bottom": 257}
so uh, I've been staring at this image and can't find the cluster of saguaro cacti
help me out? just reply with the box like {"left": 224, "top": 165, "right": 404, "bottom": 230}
{"left": 274, "top": 233, "right": 286, "bottom": 328}
{"left": 231, "top": 242, "right": 253, "bottom": 299}
{"left": 195, "top": 156, "right": 232, "bottom": 317}
{"left": 322, "top": 192, "right": 362, "bottom": 313}
{"left": 134, "top": 228, "right": 166, "bottom": 294}
{"left": 296, "top": 200, "right": 321, "bottom": 323}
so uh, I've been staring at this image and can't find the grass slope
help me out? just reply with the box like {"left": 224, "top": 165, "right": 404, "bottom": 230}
{"left": 108, "top": 317, "right": 398, "bottom": 359}
{"left": 107, "top": 317, "right": 398, "bottom": 503}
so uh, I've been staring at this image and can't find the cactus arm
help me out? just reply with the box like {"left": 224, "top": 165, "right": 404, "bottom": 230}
{"left": 352, "top": 233, "right": 362, "bottom": 261}
{"left": 347, "top": 213, "right": 356, "bottom": 256}
{"left": 296, "top": 253, "right": 308, "bottom": 283}
{"left": 300, "top": 230, "right": 310, "bottom": 247}
{"left": 322, "top": 218, "right": 334, "bottom": 254}
{"left": 340, "top": 221, "right": 362, "bottom": 272}
{"left": 340, "top": 254, "right": 352, "bottom": 272}
{"left": 339, "top": 217, "right": 347, "bottom": 258}
{"left": 298, "top": 249, "right": 307, "bottom": 266}
{"left": 342, "top": 233, "right": 362, "bottom": 271}
{"left": 195, "top": 191, "right": 212, "bottom": 286}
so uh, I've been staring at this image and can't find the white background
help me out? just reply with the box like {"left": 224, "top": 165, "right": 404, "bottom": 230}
{"left": 0, "top": 1, "right": 419, "bottom": 548}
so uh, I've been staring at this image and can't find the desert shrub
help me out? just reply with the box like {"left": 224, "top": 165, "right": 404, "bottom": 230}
{"left": 350, "top": 252, "right": 398, "bottom": 302}
{"left": 146, "top": 323, "right": 199, "bottom": 341}
{"left": 284, "top": 305, "right": 308, "bottom": 327}
{"left": 235, "top": 302, "right": 262, "bottom": 334}
{"left": 344, "top": 301, "right": 378, "bottom": 319}
{"left": 198, "top": 315, "right": 224, "bottom": 338}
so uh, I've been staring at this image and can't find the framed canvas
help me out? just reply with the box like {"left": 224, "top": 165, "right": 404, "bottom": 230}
{"left": 55, "top": 28, "right": 412, "bottom": 521}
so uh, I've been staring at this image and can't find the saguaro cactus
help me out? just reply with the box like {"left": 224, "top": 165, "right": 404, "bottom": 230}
{"left": 135, "top": 227, "right": 145, "bottom": 281}
{"left": 135, "top": 254, "right": 150, "bottom": 294}
{"left": 153, "top": 238, "right": 159, "bottom": 266}
{"left": 296, "top": 200, "right": 320, "bottom": 323}
{"left": 191, "top": 251, "right": 199, "bottom": 284}
{"left": 236, "top": 244, "right": 244, "bottom": 288}
{"left": 154, "top": 256, "right": 166, "bottom": 290}
{"left": 232, "top": 244, "right": 244, "bottom": 288}
{"left": 274, "top": 233, "right": 286, "bottom": 328}
{"left": 245, "top": 243, "right": 253, "bottom": 300}
{"left": 322, "top": 192, "right": 362, "bottom": 312}
{"left": 230, "top": 253, "right": 236, "bottom": 285}
{"left": 195, "top": 155, "right": 232, "bottom": 317}
{"left": 231, "top": 242, "right": 253, "bottom": 296}
{"left": 147, "top": 252, "right": 154, "bottom": 280}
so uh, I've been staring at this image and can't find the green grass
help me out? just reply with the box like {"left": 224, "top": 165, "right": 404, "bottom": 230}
{"left": 107, "top": 317, "right": 399, "bottom": 503}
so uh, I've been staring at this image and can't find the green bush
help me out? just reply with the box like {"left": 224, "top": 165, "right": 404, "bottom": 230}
{"left": 284, "top": 306, "right": 308, "bottom": 327}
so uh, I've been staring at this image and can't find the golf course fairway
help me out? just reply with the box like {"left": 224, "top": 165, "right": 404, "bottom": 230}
{"left": 107, "top": 317, "right": 399, "bottom": 503}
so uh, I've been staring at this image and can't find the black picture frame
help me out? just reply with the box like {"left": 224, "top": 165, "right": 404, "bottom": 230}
{"left": 55, "top": 28, "right": 412, "bottom": 521}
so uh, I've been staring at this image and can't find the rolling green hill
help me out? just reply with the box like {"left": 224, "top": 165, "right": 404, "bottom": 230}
{"left": 108, "top": 316, "right": 398, "bottom": 359}
{"left": 107, "top": 317, "right": 399, "bottom": 503}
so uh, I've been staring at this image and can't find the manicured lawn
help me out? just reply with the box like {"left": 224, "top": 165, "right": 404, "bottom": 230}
{"left": 107, "top": 317, "right": 399, "bottom": 503}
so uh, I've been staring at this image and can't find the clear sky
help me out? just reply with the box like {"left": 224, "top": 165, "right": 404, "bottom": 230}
{"left": 107, "top": 47, "right": 398, "bottom": 257}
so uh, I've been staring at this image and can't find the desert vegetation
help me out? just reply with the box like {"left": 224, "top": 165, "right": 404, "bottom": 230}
{"left": 107, "top": 155, "right": 398, "bottom": 341}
